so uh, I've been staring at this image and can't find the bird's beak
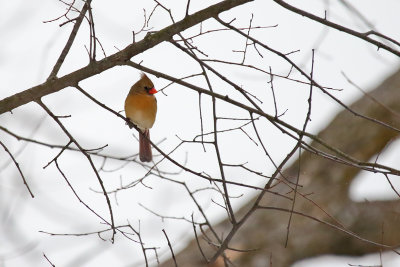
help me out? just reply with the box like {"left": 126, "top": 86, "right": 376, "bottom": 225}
{"left": 148, "top": 88, "right": 158, "bottom": 94}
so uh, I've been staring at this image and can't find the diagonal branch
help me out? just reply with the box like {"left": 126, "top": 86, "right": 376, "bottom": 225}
{"left": 36, "top": 99, "right": 116, "bottom": 241}
{"left": 0, "top": 140, "right": 34, "bottom": 198}
{"left": 123, "top": 61, "right": 400, "bottom": 177}
{"left": 272, "top": 0, "right": 400, "bottom": 56}
{"left": 0, "top": 0, "right": 253, "bottom": 115}
{"left": 214, "top": 16, "right": 400, "bottom": 134}
{"left": 160, "top": 68, "right": 400, "bottom": 267}
{"left": 48, "top": 0, "right": 92, "bottom": 79}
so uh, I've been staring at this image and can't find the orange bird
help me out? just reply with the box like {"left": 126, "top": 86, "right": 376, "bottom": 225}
{"left": 125, "top": 74, "right": 158, "bottom": 162}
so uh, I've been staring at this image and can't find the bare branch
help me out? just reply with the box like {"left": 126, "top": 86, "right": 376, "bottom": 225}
{"left": 0, "top": 140, "right": 34, "bottom": 198}
{"left": 272, "top": 0, "right": 400, "bottom": 56}
{"left": 48, "top": 0, "right": 92, "bottom": 79}
{"left": 37, "top": 99, "right": 116, "bottom": 241}
{"left": 0, "top": 0, "right": 254, "bottom": 115}
{"left": 162, "top": 229, "right": 178, "bottom": 267}
{"left": 43, "top": 253, "right": 56, "bottom": 267}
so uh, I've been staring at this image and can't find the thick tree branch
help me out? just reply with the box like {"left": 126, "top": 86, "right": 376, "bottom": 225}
{"left": 0, "top": 0, "right": 252, "bottom": 115}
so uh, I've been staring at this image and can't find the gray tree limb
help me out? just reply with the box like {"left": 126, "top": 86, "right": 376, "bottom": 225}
{"left": 0, "top": 0, "right": 253, "bottom": 115}
{"left": 161, "top": 69, "right": 400, "bottom": 266}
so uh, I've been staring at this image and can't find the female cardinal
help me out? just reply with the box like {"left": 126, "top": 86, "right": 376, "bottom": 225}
{"left": 125, "top": 73, "right": 158, "bottom": 162}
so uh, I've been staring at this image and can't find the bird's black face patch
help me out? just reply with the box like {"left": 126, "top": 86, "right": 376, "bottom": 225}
{"left": 144, "top": 86, "right": 157, "bottom": 95}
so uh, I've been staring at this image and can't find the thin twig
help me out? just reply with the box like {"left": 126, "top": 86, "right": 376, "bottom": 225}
{"left": 268, "top": 66, "right": 278, "bottom": 117}
{"left": 257, "top": 205, "right": 399, "bottom": 253}
{"left": 162, "top": 229, "right": 178, "bottom": 267}
{"left": 48, "top": 0, "right": 92, "bottom": 79}
{"left": 272, "top": 0, "right": 400, "bottom": 56}
{"left": 215, "top": 16, "right": 400, "bottom": 134}
{"left": 43, "top": 253, "right": 56, "bottom": 267}
{"left": 191, "top": 213, "right": 209, "bottom": 262}
{"left": 0, "top": 140, "right": 34, "bottom": 198}
{"left": 37, "top": 99, "right": 116, "bottom": 241}
{"left": 285, "top": 49, "right": 315, "bottom": 247}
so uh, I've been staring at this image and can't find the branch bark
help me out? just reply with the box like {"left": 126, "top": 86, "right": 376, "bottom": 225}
{"left": 160, "top": 69, "right": 400, "bottom": 266}
{"left": 0, "top": 0, "right": 253, "bottom": 115}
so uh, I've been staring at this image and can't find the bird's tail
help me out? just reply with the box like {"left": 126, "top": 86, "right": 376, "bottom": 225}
{"left": 139, "top": 130, "right": 152, "bottom": 162}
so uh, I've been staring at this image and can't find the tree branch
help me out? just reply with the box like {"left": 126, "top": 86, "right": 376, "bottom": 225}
{"left": 48, "top": 0, "right": 92, "bottom": 79}
{"left": 0, "top": 0, "right": 253, "bottom": 115}
{"left": 272, "top": 0, "right": 400, "bottom": 57}
{"left": 160, "top": 68, "right": 400, "bottom": 266}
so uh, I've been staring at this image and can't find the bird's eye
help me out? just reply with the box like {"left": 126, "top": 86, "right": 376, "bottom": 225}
{"left": 144, "top": 86, "right": 150, "bottom": 91}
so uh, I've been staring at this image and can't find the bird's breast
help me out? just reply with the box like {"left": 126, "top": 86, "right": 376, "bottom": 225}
{"left": 125, "top": 94, "right": 157, "bottom": 130}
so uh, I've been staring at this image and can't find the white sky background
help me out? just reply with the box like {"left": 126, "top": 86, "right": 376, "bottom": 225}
{"left": 1, "top": 0, "right": 400, "bottom": 266}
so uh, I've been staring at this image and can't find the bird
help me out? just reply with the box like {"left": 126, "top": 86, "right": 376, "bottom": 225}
{"left": 125, "top": 73, "right": 158, "bottom": 162}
